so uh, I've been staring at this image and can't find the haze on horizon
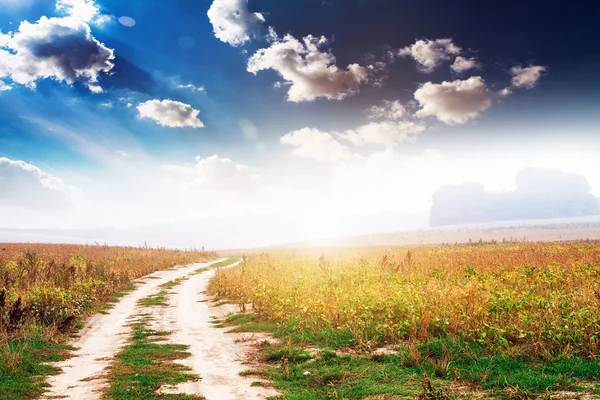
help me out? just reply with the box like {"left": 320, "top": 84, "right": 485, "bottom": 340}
{"left": 0, "top": 0, "right": 599, "bottom": 248}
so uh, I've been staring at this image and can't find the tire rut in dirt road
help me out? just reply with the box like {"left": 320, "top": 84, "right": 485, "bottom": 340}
{"left": 40, "top": 259, "right": 226, "bottom": 400}
{"left": 151, "top": 262, "right": 279, "bottom": 400}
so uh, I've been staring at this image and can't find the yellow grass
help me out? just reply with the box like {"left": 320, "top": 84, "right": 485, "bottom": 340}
{"left": 209, "top": 241, "right": 600, "bottom": 357}
{"left": 0, "top": 243, "right": 216, "bottom": 338}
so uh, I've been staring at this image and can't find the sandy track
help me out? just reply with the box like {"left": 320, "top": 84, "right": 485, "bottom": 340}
{"left": 151, "top": 262, "right": 279, "bottom": 399}
{"left": 40, "top": 259, "right": 225, "bottom": 400}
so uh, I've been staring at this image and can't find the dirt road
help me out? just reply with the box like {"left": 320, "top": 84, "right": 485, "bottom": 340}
{"left": 41, "top": 259, "right": 277, "bottom": 400}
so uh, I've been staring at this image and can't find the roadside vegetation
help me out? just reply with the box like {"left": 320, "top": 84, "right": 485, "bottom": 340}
{"left": 0, "top": 243, "right": 216, "bottom": 399}
{"left": 209, "top": 241, "right": 600, "bottom": 399}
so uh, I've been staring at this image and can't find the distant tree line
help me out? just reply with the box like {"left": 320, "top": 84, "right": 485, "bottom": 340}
{"left": 430, "top": 168, "right": 600, "bottom": 227}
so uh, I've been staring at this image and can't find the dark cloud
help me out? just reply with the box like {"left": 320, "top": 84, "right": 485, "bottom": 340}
{"left": 0, "top": 16, "right": 114, "bottom": 92}
{"left": 28, "top": 26, "right": 114, "bottom": 81}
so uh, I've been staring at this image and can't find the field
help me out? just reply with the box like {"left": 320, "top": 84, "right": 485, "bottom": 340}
{"left": 0, "top": 243, "right": 216, "bottom": 399}
{"left": 209, "top": 241, "right": 600, "bottom": 399}
{"left": 2, "top": 241, "right": 600, "bottom": 399}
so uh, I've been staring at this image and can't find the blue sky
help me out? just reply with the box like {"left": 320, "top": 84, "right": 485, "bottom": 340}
{"left": 0, "top": 0, "right": 599, "bottom": 244}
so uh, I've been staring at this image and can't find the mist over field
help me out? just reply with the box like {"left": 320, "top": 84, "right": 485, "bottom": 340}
{"left": 430, "top": 168, "right": 600, "bottom": 227}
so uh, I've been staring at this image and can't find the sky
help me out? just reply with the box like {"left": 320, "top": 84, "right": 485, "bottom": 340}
{"left": 0, "top": 0, "right": 599, "bottom": 246}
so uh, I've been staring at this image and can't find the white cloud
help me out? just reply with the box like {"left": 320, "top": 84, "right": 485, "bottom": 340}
{"left": 498, "top": 87, "right": 512, "bottom": 97}
{"left": 177, "top": 83, "right": 206, "bottom": 93}
{"left": 451, "top": 56, "right": 480, "bottom": 73}
{"left": 338, "top": 120, "right": 426, "bottom": 147}
{"left": 398, "top": 38, "right": 461, "bottom": 73}
{"left": 91, "top": 13, "right": 113, "bottom": 25}
{"left": 414, "top": 76, "right": 505, "bottom": 124}
{"left": 368, "top": 100, "right": 406, "bottom": 120}
{"left": 281, "top": 128, "right": 356, "bottom": 163}
{"left": 88, "top": 84, "right": 103, "bottom": 93}
{"left": 116, "top": 150, "right": 128, "bottom": 157}
{"left": 119, "top": 97, "right": 134, "bottom": 107}
{"left": 207, "top": 0, "right": 265, "bottom": 46}
{"left": 161, "top": 155, "right": 262, "bottom": 191}
{"left": 137, "top": 99, "right": 204, "bottom": 128}
{"left": 366, "top": 61, "right": 388, "bottom": 88}
{"left": 248, "top": 34, "right": 368, "bottom": 102}
{"left": 0, "top": 80, "right": 11, "bottom": 91}
{"left": 56, "top": 0, "right": 112, "bottom": 25}
{"left": 266, "top": 26, "right": 278, "bottom": 42}
{"left": 0, "top": 157, "right": 81, "bottom": 210}
{"left": 510, "top": 65, "right": 546, "bottom": 88}
{"left": 0, "top": 15, "right": 114, "bottom": 92}
{"left": 283, "top": 117, "right": 427, "bottom": 155}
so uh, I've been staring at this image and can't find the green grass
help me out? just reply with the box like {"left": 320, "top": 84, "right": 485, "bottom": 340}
{"left": 261, "top": 345, "right": 428, "bottom": 400}
{"left": 191, "top": 257, "right": 240, "bottom": 277}
{"left": 226, "top": 312, "right": 255, "bottom": 325}
{"left": 158, "top": 259, "right": 236, "bottom": 289}
{"left": 191, "top": 268, "right": 210, "bottom": 275}
{"left": 210, "top": 257, "right": 240, "bottom": 269}
{"left": 438, "top": 341, "right": 600, "bottom": 394}
{"left": 278, "top": 323, "right": 356, "bottom": 349}
{"left": 159, "top": 278, "right": 186, "bottom": 290}
{"left": 0, "top": 335, "right": 75, "bottom": 400}
{"left": 229, "top": 321, "right": 279, "bottom": 333}
{"left": 261, "top": 343, "right": 600, "bottom": 399}
{"left": 220, "top": 311, "right": 600, "bottom": 399}
{"left": 106, "top": 318, "right": 205, "bottom": 400}
{"left": 222, "top": 312, "right": 278, "bottom": 333}
{"left": 239, "top": 369, "right": 263, "bottom": 377}
{"left": 140, "top": 291, "right": 170, "bottom": 307}
{"left": 107, "top": 284, "right": 137, "bottom": 304}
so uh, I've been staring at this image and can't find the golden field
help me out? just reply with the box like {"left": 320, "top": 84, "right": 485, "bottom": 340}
{"left": 0, "top": 243, "right": 216, "bottom": 337}
{"left": 209, "top": 241, "right": 600, "bottom": 358}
